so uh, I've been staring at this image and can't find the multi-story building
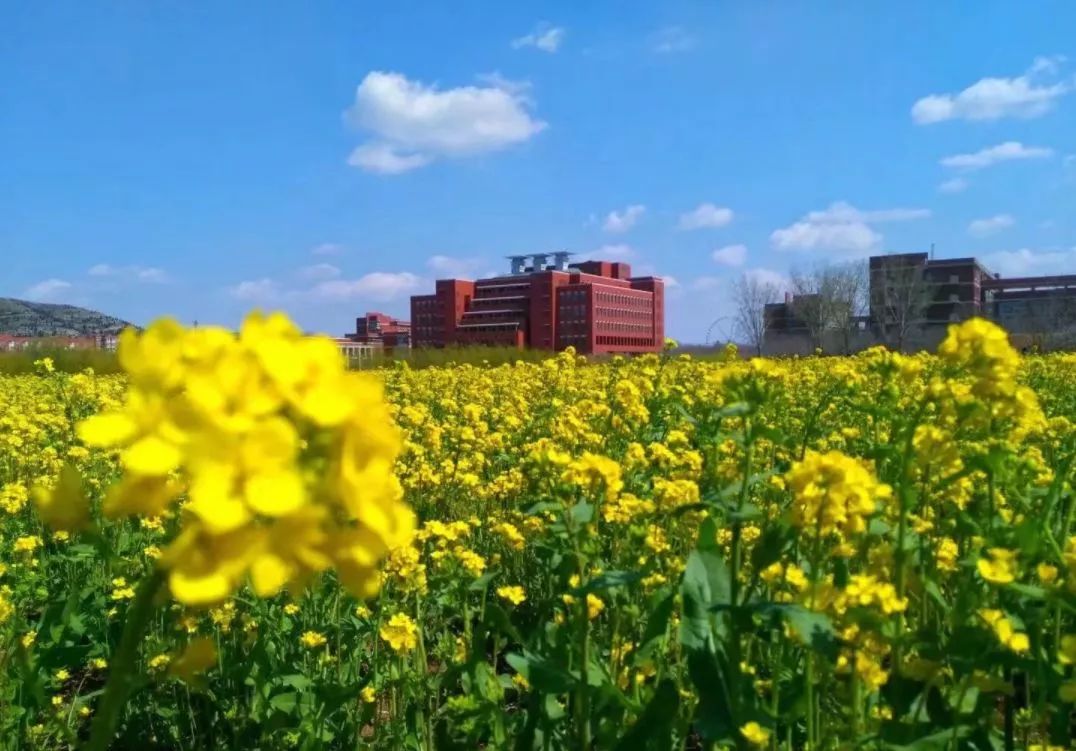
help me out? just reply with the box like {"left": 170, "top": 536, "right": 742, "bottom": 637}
{"left": 0, "top": 333, "right": 119, "bottom": 351}
{"left": 349, "top": 311, "right": 411, "bottom": 350}
{"left": 410, "top": 252, "right": 665, "bottom": 354}
{"left": 765, "top": 251, "right": 1076, "bottom": 352}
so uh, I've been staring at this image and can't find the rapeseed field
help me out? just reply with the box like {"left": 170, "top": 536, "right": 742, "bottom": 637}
{"left": 2, "top": 313, "right": 1075, "bottom": 750}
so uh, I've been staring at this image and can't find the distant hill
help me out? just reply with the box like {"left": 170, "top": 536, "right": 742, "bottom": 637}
{"left": 0, "top": 298, "right": 134, "bottom": 337}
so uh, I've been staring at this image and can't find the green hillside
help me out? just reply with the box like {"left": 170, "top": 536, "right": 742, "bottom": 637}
{"left": 0, "top": 298, "right": 133, "bottom": 337}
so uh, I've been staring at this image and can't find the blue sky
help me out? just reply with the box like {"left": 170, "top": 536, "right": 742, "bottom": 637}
{"left": 3, "top": 2, "right": 1074, "bottom": 342}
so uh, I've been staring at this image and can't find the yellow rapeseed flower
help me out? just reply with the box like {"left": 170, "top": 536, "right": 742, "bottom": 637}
{"left": 379, "top": 613, "right": 419, "bottom": 654}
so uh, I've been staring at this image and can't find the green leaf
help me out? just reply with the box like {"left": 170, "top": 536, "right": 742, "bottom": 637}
{"left": 570, "top": 501, "right": 594, "bottom": 525}
{"left": 468, "top": 572, "right": 495, "bottom": 592}
{"left": 269, "top": 692, "right": 299, "bottom": 714}
{"left": 573, "top": 571, "right": 641, "bottom": 595}
{"left": 505, "top": 652, "right": 576, "bottom": 695}
{"left": 636, "top": 589, "right": 676, "bottom": 660}
{"left": 1006, "top": 582, "right": 1048, "bottom": 600}
{"left": 612, "top": 679, "right": 680, "bottom": 751}
{"left": 680, "top": 549, "right": 730, "bottom": 649}
{"left": 883, "top": 725, "right": 972, "bottom": 750}
{"left": 686, "top": 647, "right": 736, "bottom": 742}
{"left": 279, "top": 674, "right": 312, "bottom": 691}
{"left": 760, "top": 604, "right": 839, "bottom": 659}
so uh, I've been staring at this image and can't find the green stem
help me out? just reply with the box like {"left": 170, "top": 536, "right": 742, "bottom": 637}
{"left": 84, "top": 567, "right": 165, "bottom": 751}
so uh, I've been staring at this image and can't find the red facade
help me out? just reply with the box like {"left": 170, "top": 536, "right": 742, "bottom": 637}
{"left": 349, "top": 311, "right": 411, "bottom": 349}
{"left": 410, "top": 256, "right": 665, "bottom": 354}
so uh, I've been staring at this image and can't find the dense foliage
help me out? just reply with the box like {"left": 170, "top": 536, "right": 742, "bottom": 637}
{"left": 2, "top": 316, "right": 1076, "bottom": 750}
{"left": 0, "top": 298, "right": 131, "bottom": 338}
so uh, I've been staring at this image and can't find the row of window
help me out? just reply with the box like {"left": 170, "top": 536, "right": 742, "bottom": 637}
{"left": 595, "top": 291, "right": 650, "bottom": 307}
{"left": 595, "top": 335, "right": 655, "bottom": 348}
{"left": 594, "top": 306, "right": 651, "bottom": 320}
{"left": 597, "top": 321, "right": 652, "bottom": 333}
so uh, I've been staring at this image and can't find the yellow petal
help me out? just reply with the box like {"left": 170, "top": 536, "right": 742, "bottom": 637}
{"left": 169, "top": 568, "right": 232, "bottom": 606}
{"left": 244, "top": 470, "right": 305, "bottom": 517}
{"left": 250, "top": 553, "right": 292, "bottom": 597}
{"left": 33, "top": 464, "right": 90, "bottom": 532}
{"left": 122, "top": 435, "right": 182, "bottom": 476}
{"left": 188, "top": 466, "right": 251, "bottom": 534}
{"left": 77, "top": 412, "right": 138, "bottom": 447}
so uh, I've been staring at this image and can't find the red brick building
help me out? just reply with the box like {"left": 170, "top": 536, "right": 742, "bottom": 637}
{"left": 410, "top": 253, "right": 665, "bottom": 354}
{"left": 348, "top": 311, "right": 411, "bottom": 350}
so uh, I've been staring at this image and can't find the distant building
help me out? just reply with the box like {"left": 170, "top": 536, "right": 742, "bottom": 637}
{"left": 0, "top": 334, "right": 117, "bottom": 352}
{"left": 410, "top": 252, "right": 665, "bottom": 354}
{"left": 349, "top": 311, "right": 411, "bottom": 350}
{"left": 763, "top": 251, "right": 1076, "bottom": 353}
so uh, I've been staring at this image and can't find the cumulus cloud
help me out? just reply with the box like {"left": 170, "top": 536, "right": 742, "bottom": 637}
{"left": 511, "top": 23, "right": 564, "bottom": 53}
{"left": 426, "top": 255, "right": 486, "bottom": 279}
{"left": 744, "top": 268, "right": 790, "bottom": 291}
{"left": 298, "top": 263, "right": 342, "bottom": 281}
{"left": 345, "top": 71, "right": 547, "bottom": 174}
{"left": 984, "top": 247, "right": 1076, "bottom": 276}
{"left": 651, "top": 26, "right": 696, "bottom": 54}
{"left": 912, "top": 57, "right": 1070, "bottom": 123}
{"left": 310, "top": 242, "right": 344, "bottom": 256}
{"left": 23, "top": 278, "right": 73, "bottom": 302}
{"left": 602, "top": 205, "right": 646, "bottom": 233}
{"left": 309, "top": 272, "right": 422, "bottom": 302}
{"left": 228, "top": 278, "right": 281, "bottom": 302}
{"left": 691, "top": 276, "right": 723, "bottom": 292}
{"left": 968, "top": 214, "right": 1015, "bottom": 237}
{"left": 937, "top": 177, "right": 969, "bottom": 194}
{"left": 941, "top": 141, "right": 1054, "bottom": 170}
{"left": 88, "top": 264, "right": 169, "bottom": 283}
{"left": 579, "top": 244, "right": 635, "bottom": 261}
{"left": 770, "top": 201, "right": 929, "bottom": 254}
{"left": 712, "top": 244, "right": 747, "bottom": 267}
{"left": 678, "top": 203, "right": 734, "bottom": 230}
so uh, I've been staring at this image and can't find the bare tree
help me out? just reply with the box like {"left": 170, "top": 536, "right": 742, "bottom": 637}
{"left": 790, "top": 261, "right": 867, "bottom": 353}
{"left": 732, "top": 273, "right": 781, "bottom": 356}
{"left": 828, "top": 262, "right": 868, "bottom": 354}
{"left": 870, "top": 256, "right": 934, "bottom": 352}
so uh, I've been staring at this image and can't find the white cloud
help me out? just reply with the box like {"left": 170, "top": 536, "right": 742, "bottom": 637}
{"left": 745, "top": 268, "right": 790, "bottom": 292}
{"left": 311, "top": 242, "right": 344, "bottom": 256}
{"left": 912, "top": 58, "right": 1070, "bottom": 123}
{"left": 426, "top": 255, "right": 485, "bottom": 278}
{"left": 651, "top": 26, "right": 696, "bottom": 54}
{"left": 691, "top": 276, "right": 723, "bottom": 292}
{"left": 229, "top": 278, "right": 281, "bottom": 302}
{"left": 584, "top": 244, "right": 636, "bottom": 260}
{"left": 937, "top": 177, "right": 969, "bottom": 194}
{"left": 603, "top": 204, "right": 646, "bottom": 233}
{"left": 136, "top": 268, "right": 168, "bottom": 283}
{"left": 348, "top": 142, "right": 432, "bottom": 174}
{"left": 941, "top": 141, "right": 1054, "bottom": 170}
{"left": 770, "top": 201, "right": 929, "bottom": 254}
{"left": 345, "top": 71, "right": 547, "bottom": 174}
{"left": 662, "top": 275, "right": 680, "bottom": 288}
{"left": 678, "top": 203, "right": 734, "bottom": 230}
{"left": 23, "top": 278, "right": 73, "bottom": 302}
{"left": 309, "top": 272, "right": 422, "bottom": 302}
{"left": 298, "top": 263, "right": 342, "bottom": 281}
{"left": 712, "top": 244, "right": 747, "bottom": 267}
{"left": 511, "top": 23, "right": 564, "bottom": 53}
{"left": 968, "top": 214, "right": 1015, "bottom": 237}
{"left": 87, "top": 264, "right": 169, "bottom": 284}
{"left": 983, "top": 247, "right": 1076, "bottom": 276}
